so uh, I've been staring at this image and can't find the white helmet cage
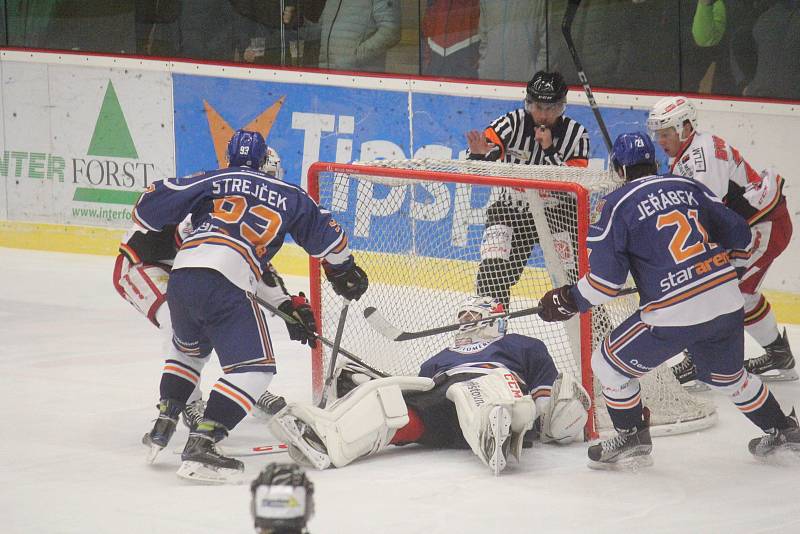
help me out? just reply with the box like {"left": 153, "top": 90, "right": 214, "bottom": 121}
{"left": 646, "top": 96, "right": 698, "bottom": 142}
{"left": 455, "top": 296, "right": 508, "bottom": 343}
{"left": 263, "top": 146, "right": 284, "bottom": 180}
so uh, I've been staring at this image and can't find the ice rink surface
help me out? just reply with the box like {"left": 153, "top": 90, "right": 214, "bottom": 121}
{"left": 2, "top": 247, "right": 799, "bottom": 534}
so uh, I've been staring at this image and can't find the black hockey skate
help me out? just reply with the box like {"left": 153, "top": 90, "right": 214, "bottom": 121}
{"left": 180, "top": 397, "right": 206, "bottom": 431}
{"left": 748, "top": 409, "right": 800, "bottom": 459}
{"left": 177, "top": 421, "right": 244, "bottom": 483}
{"left": 252, "top": 391, "right": 287, "bottom": 422}
{"left": 142, "top": 398, "right": 183, "bottom": 464}
{"left": 671, "top": 353, "right": 709, "bottom": 392}
{"left": 745, "top": 328, "right": 798, "bottom": 382}
{"left": 588, "top": 413, "right": 653, "bottom": 471}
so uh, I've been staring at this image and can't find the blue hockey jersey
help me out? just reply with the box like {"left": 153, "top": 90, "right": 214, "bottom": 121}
{"left": 132, "top": 167, "right": 351, "bottom": 292}
{"left": 572, "top": 174, "right": 751, "bottom": 326}
{"left": 418, "top": 333, "right": 558, "bottom": 400}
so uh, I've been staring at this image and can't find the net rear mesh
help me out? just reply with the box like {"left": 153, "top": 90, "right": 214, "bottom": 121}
{"left": 309, "top": 159, "right": 716, "bottom": 437}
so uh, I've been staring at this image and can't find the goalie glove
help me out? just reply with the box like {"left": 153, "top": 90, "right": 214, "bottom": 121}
{"left": 540, "top": 373, "right": 591, "bottom": 444}
{"left": 278, "top": 293, "right": 318, "bottom": 348}
{"left": 538, "top": 285, "right": 578, "bottom": 322}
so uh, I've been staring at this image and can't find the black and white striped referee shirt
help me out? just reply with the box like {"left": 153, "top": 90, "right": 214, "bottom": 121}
{"left": 469, "top": 109, "right": 590, "bottom": 167}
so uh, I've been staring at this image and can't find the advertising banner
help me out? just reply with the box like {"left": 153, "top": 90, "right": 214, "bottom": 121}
{"left": 0, "top": 61, "right": 175, "bottom": 228}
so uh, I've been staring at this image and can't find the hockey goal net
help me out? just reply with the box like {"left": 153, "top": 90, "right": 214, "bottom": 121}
{"left": 307, "top": 159, "right": 716, "bottom": 439}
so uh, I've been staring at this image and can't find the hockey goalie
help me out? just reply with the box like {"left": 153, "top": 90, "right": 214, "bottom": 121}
{"left": 266, "top": 296, "right": 591, "bottom": 475}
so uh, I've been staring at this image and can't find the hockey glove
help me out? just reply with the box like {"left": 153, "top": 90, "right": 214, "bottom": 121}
{"left": 323, "top": 259, "right": 369, "bottom": 301}
{"left": 538, "top": 285, "right": 578, "bottom": 322}
{"left": 278, "top": 293, "right": 318, "bottom": 348}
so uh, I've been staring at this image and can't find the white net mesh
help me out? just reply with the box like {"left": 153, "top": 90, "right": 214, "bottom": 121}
{"left": 310, "top": 159, "right": 716, "bottom": 437}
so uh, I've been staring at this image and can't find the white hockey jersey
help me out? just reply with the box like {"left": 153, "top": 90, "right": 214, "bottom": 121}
{"left": 669, "top": 131, "right": 785, "bottom": 225}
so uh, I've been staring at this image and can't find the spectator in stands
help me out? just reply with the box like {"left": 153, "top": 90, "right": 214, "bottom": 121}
{"left": 745, "top": 0, "right": 800, "bottom": 99}
{"left": 318, "top": 0, "right": 401, "bottom": 72}
{"left": 421, "top": 0, "right": 480, "bottom": 79}
{"left": 477, "top": 0, "right": 546, "bottom": 82}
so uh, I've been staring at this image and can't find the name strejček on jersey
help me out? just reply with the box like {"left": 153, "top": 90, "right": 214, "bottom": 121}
{"left": 212, "top": 177, "right": 288, "bottom": 211}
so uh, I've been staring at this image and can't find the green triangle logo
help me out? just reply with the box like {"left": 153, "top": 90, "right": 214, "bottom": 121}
{"left": 87, "top": 81, "right": 138, "bottom": 158}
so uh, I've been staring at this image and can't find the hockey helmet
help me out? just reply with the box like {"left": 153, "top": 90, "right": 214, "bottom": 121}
{"left": 455, "top": 296, "right": 508, "bottom": 343}
{"left": 646, "top": 96, "right": 698, "bottom": 141}
{"left": 263, "top": 146, "right": 284, "bottom": 180}
{"left": 251, "top": 462, "right": 314, "bottom": 533}
{"left": 526, "top": 71, "right": 568, "bottom": 104}
{"left": 227, "top": 129, "right": 268, "bottom": 170}
{"left": 611, "top": 132, "right": 656, "bottom": 169}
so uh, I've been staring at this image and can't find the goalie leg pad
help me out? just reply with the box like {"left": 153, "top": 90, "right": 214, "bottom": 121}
{"left": 446, "top": 369, "right": 535, "bottom": 473}
{"left": 540, "top": 372, "right": 591, "bottom": 444}
{"left": 271, "top": 377, "right": 433, "bottom": 469}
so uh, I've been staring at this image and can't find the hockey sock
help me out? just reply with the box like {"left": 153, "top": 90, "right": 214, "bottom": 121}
{"left": 160, "top": 359, "right": 202, "bottom": 404}
{"left": 744, "top": 294, "right": 780, "bottom": 347}
{"left": 390, "top": 407, "right": 425, "bottom": 445}
{"left": 738, "top": 387, "right": 787, "bottom": 431}
{"left": 602, "top": 387, "right": 644, "bottom": 431}
{"left": 204, "top": 372, "right": 273, "bottom": 432}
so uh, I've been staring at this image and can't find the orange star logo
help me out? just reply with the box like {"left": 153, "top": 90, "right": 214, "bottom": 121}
{"left": 204, "top": 97, "right": 286, "bottom": 167}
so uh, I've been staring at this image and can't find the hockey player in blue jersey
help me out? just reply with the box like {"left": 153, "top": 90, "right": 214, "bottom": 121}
{"left": 538, "top": 132, "right": 799, "bottom": 469}
{"left": 264, "top": 296, "right": 592, "bottom": 475}
{"left": 132, "top": 129, "right": 368, "bottom": 482}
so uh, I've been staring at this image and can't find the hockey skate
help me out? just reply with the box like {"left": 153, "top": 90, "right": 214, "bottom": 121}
{"left": 180, "top": 397, "right": 206, "bottom": 431}
{"left": 480, "top": 405, "right": 513, "bottom": 476}
{"left": 252, "top": 390, "right": 286, "bottom": 422}
{"left": 177, "top": 421, "right": 244, "bottom": 483}
{"left": 670, "top": 353, "right": 709, "bottom": 392}
{"left": 588, "top": 414, "right": 653, "bottom": 471}
{"left": 267, "top": 407, "right": 331, "bottom": 470}
{"left": 142, "top": 398, "right": 183, "bottom": 464}
{"left": 745, "top": 329, "right": 798, "bottom": 382}
{"left": 748, "top": 409, "right": 800, "bottom": 459}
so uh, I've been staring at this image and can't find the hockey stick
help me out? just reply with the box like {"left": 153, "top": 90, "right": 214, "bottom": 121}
{"left": 248, "top": 292, "right": 389, "bottom": 379}
{"left": 562, "top": 0, "right": 613, "bottom": 154}
{"left": 173, "top": 442, "right": 289, "bottom": 457}
{"left": 318, "top": 298, "right": 350, "bottom": 408}
{"left": 364, "top": 287, "right": 639, "bottom": 342}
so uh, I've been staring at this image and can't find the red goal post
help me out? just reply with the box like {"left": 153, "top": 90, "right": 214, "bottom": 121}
{"left": 306, "top": 159, "right": 717, "bottom": 440}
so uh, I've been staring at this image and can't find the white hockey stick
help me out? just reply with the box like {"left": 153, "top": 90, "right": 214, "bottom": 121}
{"left": 364, "top": 287, "right": 638, "bottom": 341}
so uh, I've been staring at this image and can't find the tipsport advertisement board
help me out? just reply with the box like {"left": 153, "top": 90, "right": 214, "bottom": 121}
{"left": 173, "top": 74, "right": 650, "bottom": 262}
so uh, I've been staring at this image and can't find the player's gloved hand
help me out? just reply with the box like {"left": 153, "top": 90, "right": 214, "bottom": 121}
{"left": 323, "top": 258, "right": 369, "bottom": 301}
{"left": 538, "top": 285, "right": 578, "bottom": 322}
{"left": 278, "top": 292, "right": 318, "bottom": 348}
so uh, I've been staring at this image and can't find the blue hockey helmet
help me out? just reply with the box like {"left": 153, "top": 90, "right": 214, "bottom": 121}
{"left": 227, "top": 129, "right": 268, "bottom": 170}
{"left": 611, "top": 132, "right": 656, "bottom": 169}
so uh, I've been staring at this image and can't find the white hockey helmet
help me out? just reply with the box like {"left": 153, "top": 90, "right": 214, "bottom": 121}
{"left": 263, "top": 146, "right": 284, "bottom": 180}
{"left": 455, "top": 296, "right": 508, "bottom": 344}
{"left": 646, "top": 96, "right": 698, "bottom": 141}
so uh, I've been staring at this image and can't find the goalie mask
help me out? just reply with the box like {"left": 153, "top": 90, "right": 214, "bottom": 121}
{"left": 454, "top": 296, "right": 508, "bottom": 346}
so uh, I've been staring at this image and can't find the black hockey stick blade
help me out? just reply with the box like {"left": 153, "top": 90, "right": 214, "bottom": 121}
{"left": 248, "top": 292, "right": 388, "bottom": 378}
{"left": 364, "top": 286, "right": 638, "bottom": 342}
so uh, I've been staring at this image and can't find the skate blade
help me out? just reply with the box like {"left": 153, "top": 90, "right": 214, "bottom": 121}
{"left": 756, "top": 369, "right": 799, "bottom": 382}
{"left": 588, "top": 453, "right": 654, "bottom": 472}
{"left": 682, "top": 380, "right": 710, "bottom": 392}
{"left": 486, "top": 406, "right": 512, "bottom": 476}
{"left": 176, "top": 461, "right": 246, "bottom": 484}
{"left": 142, "top": 434, "right": 165, "bottom": 465}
